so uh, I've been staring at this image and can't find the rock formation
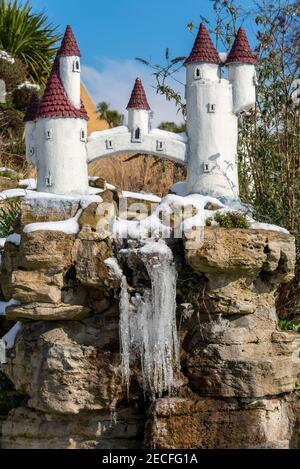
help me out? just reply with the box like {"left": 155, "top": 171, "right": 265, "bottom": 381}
{"left": 0, "top": 189, "right": 299, "bottom": 449}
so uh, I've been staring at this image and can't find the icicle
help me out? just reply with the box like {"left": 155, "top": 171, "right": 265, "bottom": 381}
{"left": 119, "top": 240, "right": 180, "bottom": 398}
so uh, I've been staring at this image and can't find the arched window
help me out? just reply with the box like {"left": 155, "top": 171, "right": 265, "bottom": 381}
{"left": 135, "top": 127, "right": 140, "bottom": 140}
{"left": 73, "top": 59, "right": 81, "bottom": 72}
{"left": 195, "top": 67, "right": 201, "bottom": 79}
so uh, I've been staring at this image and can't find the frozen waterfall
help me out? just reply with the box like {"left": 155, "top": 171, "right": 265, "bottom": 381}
{"left": 119, "top": 240, "right": 179, "bottom": 398}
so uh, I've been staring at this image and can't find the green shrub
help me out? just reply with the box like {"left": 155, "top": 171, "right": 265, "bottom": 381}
{"left": 0, "top": 199, "right": 21, "bottom": 237}
{"left": 0, "top": 169, "right": 19, "bottom": 180}
{"left": 215, "top": 211, "right": 250, "bottom": 229}
{"left": 278, "top": 319, "right": 300, "bottom": 332}
{"left": 205, "top": 217, "right": 213, "bottom": 226}
{"left": 0, "top": 57, "right": 27, "bottom": 92}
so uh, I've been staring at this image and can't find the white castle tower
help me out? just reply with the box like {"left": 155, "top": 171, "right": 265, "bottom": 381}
{"left": 26, "top": 25, "right": 89, "bottom": 196}
{"left": 126, "top": 77, "right": 151, "bottom": 141}
{"left": 185, "top": 23, "right": 257, "bottom": 200}
{"left": 24, "top": 23, "right": 257, "bottom": 201}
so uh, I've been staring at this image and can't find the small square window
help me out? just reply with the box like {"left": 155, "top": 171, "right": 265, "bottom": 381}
{"left": 80, "top": 129, "right": 86, "bottom": 142}
{"left": 203, "top": 163, "right": 210, "bottom": 173}
{"left": 46, "top": 129, "right": 53, "bottom": 139}
{"left": 106, "top": 139, "right": 113, "bottom": 149}
{"left": 156, "top": 140, "right": 164, "bottom": 151}
{"left": 45, "top": 175, "right": 52, "bottom": 187}
{"left": 207, "top": 103, "right": 216, "bottom": 113}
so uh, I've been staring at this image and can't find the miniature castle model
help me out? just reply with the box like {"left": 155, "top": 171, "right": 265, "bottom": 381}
{"left": 25, "top": 23, "right": 257, "bottom": 199}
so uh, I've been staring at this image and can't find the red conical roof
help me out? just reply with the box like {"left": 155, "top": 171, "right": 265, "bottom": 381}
{"left": 184, "top": 22, "right": 220, "bottom": 65}
{"left": 58, "top": 25, "right": 81, "bottom": 57}
{"left": 226, "top": 27, "right": 257, "bottom": 64}
{"left": 24, "top": 93, "right": 40, "bottom": 122}
{"left": 37, "top": 58, "right": 88, "bottom": 120}
{"left": 126, "top": 77, "right": 150, "bottom": 110}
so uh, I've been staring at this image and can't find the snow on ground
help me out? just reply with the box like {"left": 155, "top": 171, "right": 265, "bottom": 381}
{"left": 23, "top": 210, "right": 82, "bottom": 235}
{"left": 104, "top": 257, "right": 123, "bottom": 280}
{"left": 250, "top": 221, "right": 289, "bottom": 234}
{"left": 17, "top": 81, "right": 40, "bottom": 90}
{"left": 80, "top": 195, "right": 103, "bottom": 209}
{"left": 88, "top": 126, "right": 129, "bottom": 141}
{"left": 6, "top": 233, "right": 21, "bottom": 246}
{"left": 0, "top": 188, "right": 34, "bottom": 199}
{"left": 18, "top": 178, "right": 37, "bottom": 190}
{"left": 112, "top": 191, "right": 289, "bottom": 239}
{"left": 2, "top": 322, "right": 22, "bottom": 349}
{"left": 0, "top": 299, "right": 20, "bottom": 317}
{"left": 122, "top": 190, "right": 161, "bottom": 203}
{"left": 150, "top": 128, "right": 188, "bottom": 143}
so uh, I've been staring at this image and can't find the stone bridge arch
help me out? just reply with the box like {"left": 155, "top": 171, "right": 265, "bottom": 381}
{"left": 86, "top": 126, "right": 188, "bottom": 165}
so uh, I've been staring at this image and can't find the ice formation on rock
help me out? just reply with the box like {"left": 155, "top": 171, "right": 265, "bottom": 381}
{"left": 119, "top": 240, "right": 179, "bottom": 398}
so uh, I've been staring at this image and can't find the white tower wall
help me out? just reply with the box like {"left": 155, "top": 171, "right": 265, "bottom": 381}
{"left": 25, "top": 121, "right": 37, "bottom": 165}
{"left": 228, "top": 63, "right": 256, "bottom": 114}
{"left": 186, "top": 66, "right": 239, "bottom": 200}
{"left": 36, "top": 117, "right": 88, "bottom": 196}
{"left": 59, "top": 56, "right": 81, "bottom": 109}
{"left": 186, "top": 62, "right": 220, "bottom": 82}
{"left": 127, "top": 109, "right": 149, "bottom": 135}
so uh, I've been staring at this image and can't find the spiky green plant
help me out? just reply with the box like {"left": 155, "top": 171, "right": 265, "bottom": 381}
{"left": 0, "top": 199, "right": 21, "bottom": 237}
{"left": 0, "top": 0, "right": 61, "bottom": 84}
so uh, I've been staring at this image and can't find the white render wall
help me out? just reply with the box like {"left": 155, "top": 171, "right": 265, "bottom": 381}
{"left": 127, "top": 109, "right": 150, "bottom": 135}
{"left": 36, "top": 117, "right": 89, "bottom": 196}
{"left": 228, "top": 63, "right": 256, "bottom": 114}
{"left": 25, "top": 121, "right": 36, "bottom": 165}
{"left": 186, "top": 62, "right": 220, "bottom": 83}
{"left": 59, "top": 56, "right": 81, "bottom": 109}
{"left": 186, "top": 68, "right": 239, "bottom": 199}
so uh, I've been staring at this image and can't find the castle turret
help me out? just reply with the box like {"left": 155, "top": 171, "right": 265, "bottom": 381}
{"left": 226, "top": 27, "right": 257, "bottom": 114}
{"left": 35, "top": 27, "right": 89, "bottom": 196}
{"left": 185, "top": 23, "right": 239, "bottom": 199}
{"left": 24, "top": 93, "right": 39, "bottom": 165}
{"left": 57, "top": 25, "right": 81, "bottom": 109}
{"left": 127, "top": 77, "right": 150, "bottom": 141}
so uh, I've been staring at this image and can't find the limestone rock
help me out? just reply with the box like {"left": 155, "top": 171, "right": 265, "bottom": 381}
{"left": 10, "top": 270, "right": 63, "bottom": 304}
{"left": 3, "top": 312, "right": 123, "bottom": 414}
{"left": 145, "top": 395, "right": 296, "bottom": 449}
{"left": 185, "top": 227, "right": 295, "bottom": 281}
{"left": 1, "top": 406, "right": 144, "bottom": 449}
{"left": 19, "top": 231, "right": 76, "bottom": 273}
{"left": 6, "top": 303, "right": 89, "bottom": 321}
{"left": 89, "top": 177, "right": 106, "bottom": 189}
{"left": 73, "top": 237, "right": 114, "bottom": 288}
{"left": 20, "top": 197, "right": 80, "bottom": 227}
{"left": 79, "top": 200, "right": 116, "bottom": 238}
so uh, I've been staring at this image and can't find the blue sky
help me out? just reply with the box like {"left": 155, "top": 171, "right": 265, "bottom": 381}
{"left": 29, "top": 0, "right": 258, "bottom": 125}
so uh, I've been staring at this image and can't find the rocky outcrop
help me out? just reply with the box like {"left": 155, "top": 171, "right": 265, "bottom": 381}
{"left": 0, "top": 198, "right": 299, "bottom": 449}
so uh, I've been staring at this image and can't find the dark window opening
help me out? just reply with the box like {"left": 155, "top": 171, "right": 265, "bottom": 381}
{"left": 135, "top": 128, "right": 140, "bottom": 140}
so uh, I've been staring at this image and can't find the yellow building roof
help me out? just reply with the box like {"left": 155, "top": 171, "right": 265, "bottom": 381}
{"left": 80, "top": 83, "right": 109, "bottom": 134}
